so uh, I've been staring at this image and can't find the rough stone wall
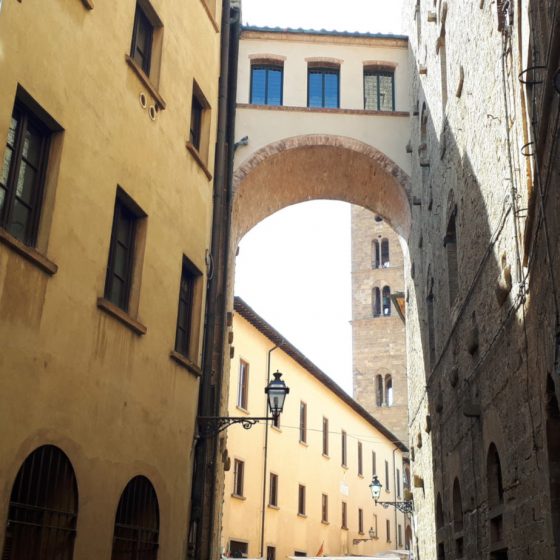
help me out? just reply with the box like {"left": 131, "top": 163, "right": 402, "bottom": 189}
{"left": 351, "top": 205, "right": 408, "bottom": 444}
{"left": 403, "top": 1, "right": 560, "bottom": 559}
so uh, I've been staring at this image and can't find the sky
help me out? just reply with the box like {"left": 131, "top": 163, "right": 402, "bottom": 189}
{"left": 234, "top": 1, "right": 404, "bottom": 395}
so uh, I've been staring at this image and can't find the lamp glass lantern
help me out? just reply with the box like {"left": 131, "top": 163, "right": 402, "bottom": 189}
{"left": 265, "top": 371, "right": 290, "bottom": 418}
{"left": 370, "top": 475, "right": 382, "bottom": 501}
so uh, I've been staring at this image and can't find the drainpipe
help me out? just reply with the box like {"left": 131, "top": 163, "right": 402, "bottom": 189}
{"left": 259, "top": 342, "right": 283, "bottom": 558}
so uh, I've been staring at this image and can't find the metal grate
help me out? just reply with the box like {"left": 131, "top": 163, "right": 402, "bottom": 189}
{"left": 1, "top": 445, "right": 78, "bottom": 560}
{"left": 111, "top": 476, "right": 159, "bottom": 560}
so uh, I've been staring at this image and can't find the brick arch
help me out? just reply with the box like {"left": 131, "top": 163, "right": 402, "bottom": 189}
{"left": 232, "top": 134, "right": 411, "bottom": 246}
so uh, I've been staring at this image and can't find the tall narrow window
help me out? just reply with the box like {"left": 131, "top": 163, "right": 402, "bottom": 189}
{"left": 104, "top": 190, "right": 146, "bottom": 313}
{"left": 385, "top": 375, "right": 393, "bottom": 406}
{"left": 381, "top": 238, "right": 390, "bottom": 266}
{"left": 237, "top": 360, "right": 249, "bottom": 410}
{"left": 445, "top": 209, "right": 459, "bottom": 305}
{"left": 174, "top": 256, "right": 201, "bottom": 359}
{"left": 189, "top": 82, "right": 210, "bottom": 159}
{"left": 0, "top": 98, "right": 58, "bottom": 247}
{"left": 250, "top": 64, "right": 283, "bottom": 105}
{"left": 385, "top": 460, "right": 390, "bottom": 492}
{"left": 190, "top": 94, "right": 204, "bottom": 151}
{"left": 382, "top": 286, "right": 391, "bottom": 316}
{"left": 233, "top": 459, "right": 245, "bottom": 497}
{"left": 322, "top": 494, "right": 329, "bottom": 523}
{"left": 341, "top": 501, "right": 348, "bottom": 529}
{"left": 358, "top": 508, "right": 364, "bottom": 534}
{"left": 1, "top": 446, "right": 78, "bottom": 560}
{"left": 376, "top": 375, "right": 384, "bottom": 406}
{"left": 358, "top": 442, "right": 363, "bottom": 476}
{"left": 487, "top": 443, "right": 506, "bottom": 554}
{"left": 372, "top": 287, "right": 381, "bottom": 317}
{"left": 341, "top": 430, "right": 347, "bottom": 466}
{"left": 396, "top": 468, "right": 401, "bottom": 498}
{"left": 269, "top": 473, "right": 278, "bottom": 507}
{"left": 299, "top": 401, "right": 307, "bottom": 443}
{"left": 386, "top": 519, "right": 391, "bottom": 542}
{"left": 112, "top": 475, "right": 159, "bottom": 559}
{"left": 130, "top": 2, "right": 154, "bottom": 75}
{"left": 372, "top": 513, "right": 378, "bottom": 537}
{"left": 372, "top": 239, "right": 381, "bottom": 268}
{"left": 398, "top": 524, "right": 403, "bottom": 547}
{"left": 322, "top": 417, "right": 329, "bottom": 455}
{"left": 364, "top": 69, "right": 395, "bottom": 111}
{"left": 298, "top": 484, "right": 306, "bottom": 515}
{"left": 372, "top": 451, "right": 377, "bottom": 476}
{"left": 267, "top": 546, "right": 276, "bottom": 560}
{"left": 308, "top": 66, "right": 340, "bottom": 108}
{"left": 427, "top": 285, "right": 436, "bottom": 367}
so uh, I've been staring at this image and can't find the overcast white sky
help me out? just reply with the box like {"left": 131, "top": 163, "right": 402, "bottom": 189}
{"left": 234, "top": 1, "right": 404, "bottom": 395}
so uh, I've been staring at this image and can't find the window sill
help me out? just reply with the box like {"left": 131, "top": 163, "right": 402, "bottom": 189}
{"left": 236, "top": 405, "right": 250, "bottom": 415}
{"left": 231, "top": 493, "right": 246, "bottom": 501}
{"left": 96, "top": 297, "right": 147, "bottom": 335}
{"left": 322, "top": 453, "right": 330, "bottom": 459}
{"left": 358, "top": 474, "right": 364, "bottom": 479}
{"left": 341, "top": 526, "right": 348, "bottom": 531}
{"left": 199, "top": 0, "right": 220, "bottom": 32}
{"left": 342, "top": 464, "right": 348, "bottom": 470}
{"left": 297, "top": 514, "right": 307, "bottom": 519}
{"left": 125, "top": 55, "right": 167, "bottom": 110}
{"left": 271, "top": 425, "right": 282, "bottom": 432}
{"left": 81, "top": 0, "right": 94, "bottom": 8}
{"left": 170, "top": 351, "right": 202, "bottom": 377}
{"left": 0, "top": 228, "right": 58, "bottom": 275}
{"left": 186, "top": 142, "right": 213, "bottom": 180}
{"left": 299, "top": 440, "right": 309, "bottom": 447}
{"left": 267, "top": 504, "right": 280, "bottom": 510}
{"left": 321, "top": 520, "right": 330, "bottom": 526}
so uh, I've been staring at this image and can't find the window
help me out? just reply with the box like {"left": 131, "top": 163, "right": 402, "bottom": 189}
{"left": 0, "top": 97, "right": 59, "bottom": 247}
{"left": 386, "top": 519, "right": 391, "bottom": 542}
{"left": 322, "top": 417, "right": 329, "bottom": 455}
{"left": 382, "top": 286, "right": 391, "bottom": 316}
{"left": 372, "top": 513, "right": 378, "bottom": 537}
{"left": 308, "top": 66, "right": 340, "bottom": 108}
{"left": 1, "top": 445, "right": 78, "bottom": 560}
{"left": 358, "top": 508, "right": 364, "bottom": 533}
{"left": 427, "top": 281, "right": 436, "bottom": 367}
{"left": 104, "top": 189, "right": 146, "bottom": 313}
{"left": 112, "top": 475, "right": 159, "bottom": 559}
{"left": 130, "top": 2, "right": 154, "bottom": 75}
{"left": 298, "top": 484, "right": 306, "bottom": 515}
{"left": 372, "top": 451, "right": 377, "bottom": 476}
{"left": 376, "top": 375, "right": 383, "bottom": 406}
{"left": 487, "top": 443, "right": 506, "bottom": 551}
{"left": 188, "top": 82, "right": 211, "bottom": 162}
{"left": 453, "top": 478, "right": 464, "bottom": 558}
{"left": 385, "top": 375, "right": 393, "bottom": 406}
{"left": 341, "top": 430, "right": 347, "bottom": 466}
{"left": 358, "top": 442, "right": 363, "bottom": 476}
{"left": 341, "top": 501, "right": 348, "bottom": 529}
{"left": 267, "top": 546, "right": 276, "bottom": 560}
{"left": 250, "top": 64, "right": 283, "bottom": 105}
{"left": 372, "top": 239, "right": 381, "bottom": 268}
{"left": 398, "top": 524, "right": 403, "bottom": 547}
{"left": 381, "top": 238, "right": 390, "bottom": 266}
{"left": 299, "top": 401, "right": 307, "bottom": 443}
{"left": 385, "top": 460, "right": 390, "bottom": 492}
{"left": 233, "top": 459, "right": 245, "bottom": 497}
{"left": 294, "top": 552, "right": 306, "bottom": 557}
{"left": 269, "top": 473, "right": 278, "bottom": 507}
{"left": 372, "top": 287, "right": 381, "bottom": 317}
{"left": 445, "top": 208, "right": 459, "bottom": 304}
{"left": 174, "top": 256, "right": 202, "bottom": 360}
{"left": 364, "top": 69, "right": 395, "bottom": 111}
{"left": 237, "top": 360, "right": 249, "bottom": 410}
{"left": 190, "top": 94, "right": 204, "bottom": 151}
{"left": 396, "top": 468, "right": 401, "bottom": 498}
{"left": 230, "top": 540, "right": 248, "bottom": 558}
{"left": 322, "top": 494, "right": 329, "bottom": 523}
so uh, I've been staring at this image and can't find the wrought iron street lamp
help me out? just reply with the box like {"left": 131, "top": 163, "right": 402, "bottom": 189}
{"left": 369, "top": 475, "right": 414, "bottom": 515}
{"left": 352, "top": 526, "right": 376, "bottom": 545}
{"left": 198, "top": 371, "right": 289, "bottom": 437}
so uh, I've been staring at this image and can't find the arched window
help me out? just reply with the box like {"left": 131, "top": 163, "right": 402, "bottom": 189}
{"left": 372, "top": 239, "right": 380, "bottom": 268}
{"left": 381, "top": 238, "right": 390, "bottom": 267}
{"left": 445, "top": 206, "right": 459, "bottom": 305}
{"left": 382, "top": 286, "right": 391, "bottom": 316}
{"left": 372, "top": 287, "right": 381, "bottom": 317}
{"left": 453, "top": 478, "right": 464, "bottom": 557}
{"left": 385, "top": 375, "right": 393, "bottom": 406}
{"left": 375, "top": 375, "right": 384, "bottom": 406}
{"left": 2, "top": 445, "right": 78, "bottom": 560}
{"left": 112, "top": 476, "right": 160, "bottom": 560}
{"left": 487, "top": 444, "right": 507, "bottom": 556}
{"left": 427, "top": 273, "right": 436, "bottom": 367}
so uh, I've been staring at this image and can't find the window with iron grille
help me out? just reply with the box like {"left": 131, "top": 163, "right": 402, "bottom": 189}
{"left": 233, "top": 459, "right": 245, "bottom": 497}
{"left": 308, "top": 67, "right": 340, "bottom": 108}
{"left": 298, "top": 484, "right": 306, "bottom": 515}
{"left": 130, "top": 3, "right": 154, "bottom": 75}
{"left": 358, "top": 508, "right": 364, "bottom": 534}
{"left": 112, "top": 475, "right": 159, "bottom": 559}
{"left": 237, "top": 360, "right": 249, "bottom": 410}
{"left": 104, "top": 189, "right": 146, "bottom": 312}
{"left": 269, "top": 473, "right": 278, "bottom": 507}
{"left": 364, "top": 69, "right": 395, "bottom": 111}
{"left": 341, "top": 430, "right": 347, "bottom": 466}
{"left": 250, "top": 65, "right": 283, "bottom": 105}
{"left": 1, "top": 445, "right": 78, "bottom": 560}
{"left": 341, "top": 501, "right": 348, "bottom": 529}
{"left": 299, "top": 401, "right": 307, "bottom": 443}
{"left": 321, "top": 494, "right": 328, "bottom": 523}
{"left": 0, "top": 101, "right": 54, "bottom": 246}
{"left": 358, "top": 442, "right": 363, "bottom": 476}
{"left": 322, "top": 417, "right": 329, "bottom": 455}
{"left": 174, "top": 256, "right": 201, "bottom": 359}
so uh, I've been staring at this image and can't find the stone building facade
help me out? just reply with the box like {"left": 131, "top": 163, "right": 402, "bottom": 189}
{"left": 402, "top": 1, "right": 560, "bottom": 559}
{"left": 351, "top": 207, "right": 407, "bottom": 443}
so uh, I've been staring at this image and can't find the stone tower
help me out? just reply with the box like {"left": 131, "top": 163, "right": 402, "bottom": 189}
{"left": 351, "top": 205, "right": 408, "bottom": 444}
